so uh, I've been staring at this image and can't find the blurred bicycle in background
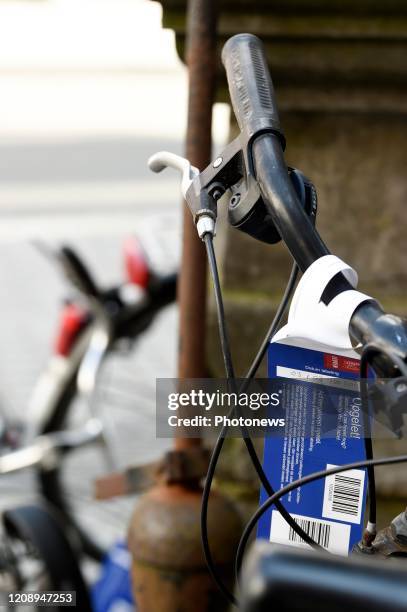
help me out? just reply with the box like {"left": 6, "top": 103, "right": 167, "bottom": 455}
{"left": 0, "top": 236, "right": 176, "bottom": 610}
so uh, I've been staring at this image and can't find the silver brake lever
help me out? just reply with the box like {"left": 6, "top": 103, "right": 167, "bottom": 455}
{"left": 148, "top": 151, "right": 199, "bottom": 199}
{"left": 148, "top": 151, "right": 217, "bottom": 240}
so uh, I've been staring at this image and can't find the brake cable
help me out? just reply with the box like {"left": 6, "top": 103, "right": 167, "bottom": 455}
{"left": 147, "top": 151, "right": 321, "bottom": 606}
{"left": 360, "top": 353, "right": 377, "bottom": 540}
{"left": 203, "top": 234, "right": 320, "bottom": 606}
{"left": 235, "top": 343, "right": 407, "bottom": 584}
{"left": 235, "top": 452, "right": 407, "bottom": 587}
{"left": 205, "top": 246, "right": 407, "bottom": 597}
{"left": 205, "top": 236, "right": 407, "bottom": 605}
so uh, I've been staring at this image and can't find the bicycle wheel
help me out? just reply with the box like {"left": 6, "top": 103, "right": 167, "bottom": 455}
{"left": 2, "top": 503, "right": 92, "bottom": 611}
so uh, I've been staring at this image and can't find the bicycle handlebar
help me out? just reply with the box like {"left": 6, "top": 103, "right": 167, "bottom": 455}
{"left": 221, "top": 34, "right": 329, "bottom": 271}
{"left": 221, "top": 34, "right": 284, "bottom": 148}
{"left": 252, "top": 134, "right": 329, "bottom": 270}
{"left": 242, "top": 543, "right": 407, "bottom": 612}
{"left": 221, "top": 34, "right": 407, "bottom": 374}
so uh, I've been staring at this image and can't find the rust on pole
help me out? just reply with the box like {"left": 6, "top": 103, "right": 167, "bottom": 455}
{"left": 176, "top": 0, "right": 218, "bottom": 451}
{"left": 178, "top": 0, "right": 218, "bottom": 380}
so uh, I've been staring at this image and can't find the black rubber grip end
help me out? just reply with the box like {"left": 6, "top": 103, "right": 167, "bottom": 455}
{"left": 221, "top": 33, "right": 284, "bottom": 146}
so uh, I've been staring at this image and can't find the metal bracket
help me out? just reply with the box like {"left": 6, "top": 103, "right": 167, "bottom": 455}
{"left": 149, "top": 134, "right": 318, "bottom": 245}
{"left": 372, "top": 510, "right": 407, "bottom": 557}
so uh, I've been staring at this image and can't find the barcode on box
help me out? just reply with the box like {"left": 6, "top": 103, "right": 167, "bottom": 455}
{"left": 269, "top": 510, "right": 350, "bottom": 556}
{"left": 322, "top": 464, "right": 365, "bottom": 524}
{"left": 288, "top": 516, "right": 331, "bottom": 548}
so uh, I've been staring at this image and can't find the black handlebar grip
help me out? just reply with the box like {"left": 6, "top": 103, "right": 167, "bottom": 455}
{"left": 221, "top": 33, "right": 284, "bottom": 148}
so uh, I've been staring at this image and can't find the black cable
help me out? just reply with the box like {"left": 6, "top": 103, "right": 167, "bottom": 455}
{"left": 204, "top": 233, "right": 236, "bottom": 382}
{"left": 360, "top": 344, "right": 407, "bottom": 529}
{"left": 360, "top": 350, "right": 377, "bottom": 528}
{"left": 235, "top": 453, "right": 407, "bottom": 582}
{"left": 245, "top": 263, "right": 299, "bottom": 379}
{"left": 202, "top": 238, "right": 318, "bottom": 605}
{"left": 202, "top": 234, "right": 238, "bottom": 606}
{"left": 234, "top": 262, "right": 322, "bottom": 549}
{"left": 235, "top": 342, "right": 407, "bottom": 581}
{"left": 204, "top": 235, "right": 407, "bottom": 603}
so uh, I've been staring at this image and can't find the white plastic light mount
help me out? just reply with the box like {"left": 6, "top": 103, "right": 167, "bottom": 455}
{"left": 275, "top": 255, "right": 378, "bottom": 350}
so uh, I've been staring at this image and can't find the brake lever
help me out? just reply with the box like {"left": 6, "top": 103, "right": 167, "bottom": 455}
{"left": 148, "top": 151, "right": 199, "bottom": 199}
{"left": 149, "top": 141, "right": 318, "bottom": 245}
{"left": 148, "top": 151, "right": 219, "bottom": 240}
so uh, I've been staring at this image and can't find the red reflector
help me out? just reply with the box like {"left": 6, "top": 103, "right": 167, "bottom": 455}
{"left": 123, "top": 237, "right": 150, "bottom": 288}
{"left": 54, "top": 303, "right": 87, "bottom": 357}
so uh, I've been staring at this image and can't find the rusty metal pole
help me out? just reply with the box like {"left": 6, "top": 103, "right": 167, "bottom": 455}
{"left": 128, "top": 3, "right": 242, "bottom": 610}
{"left": 176, "top": 0, "right": 217, "bottom": 454}
{"left": 177, "top": 0, "right": 217, "bottom": 388}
